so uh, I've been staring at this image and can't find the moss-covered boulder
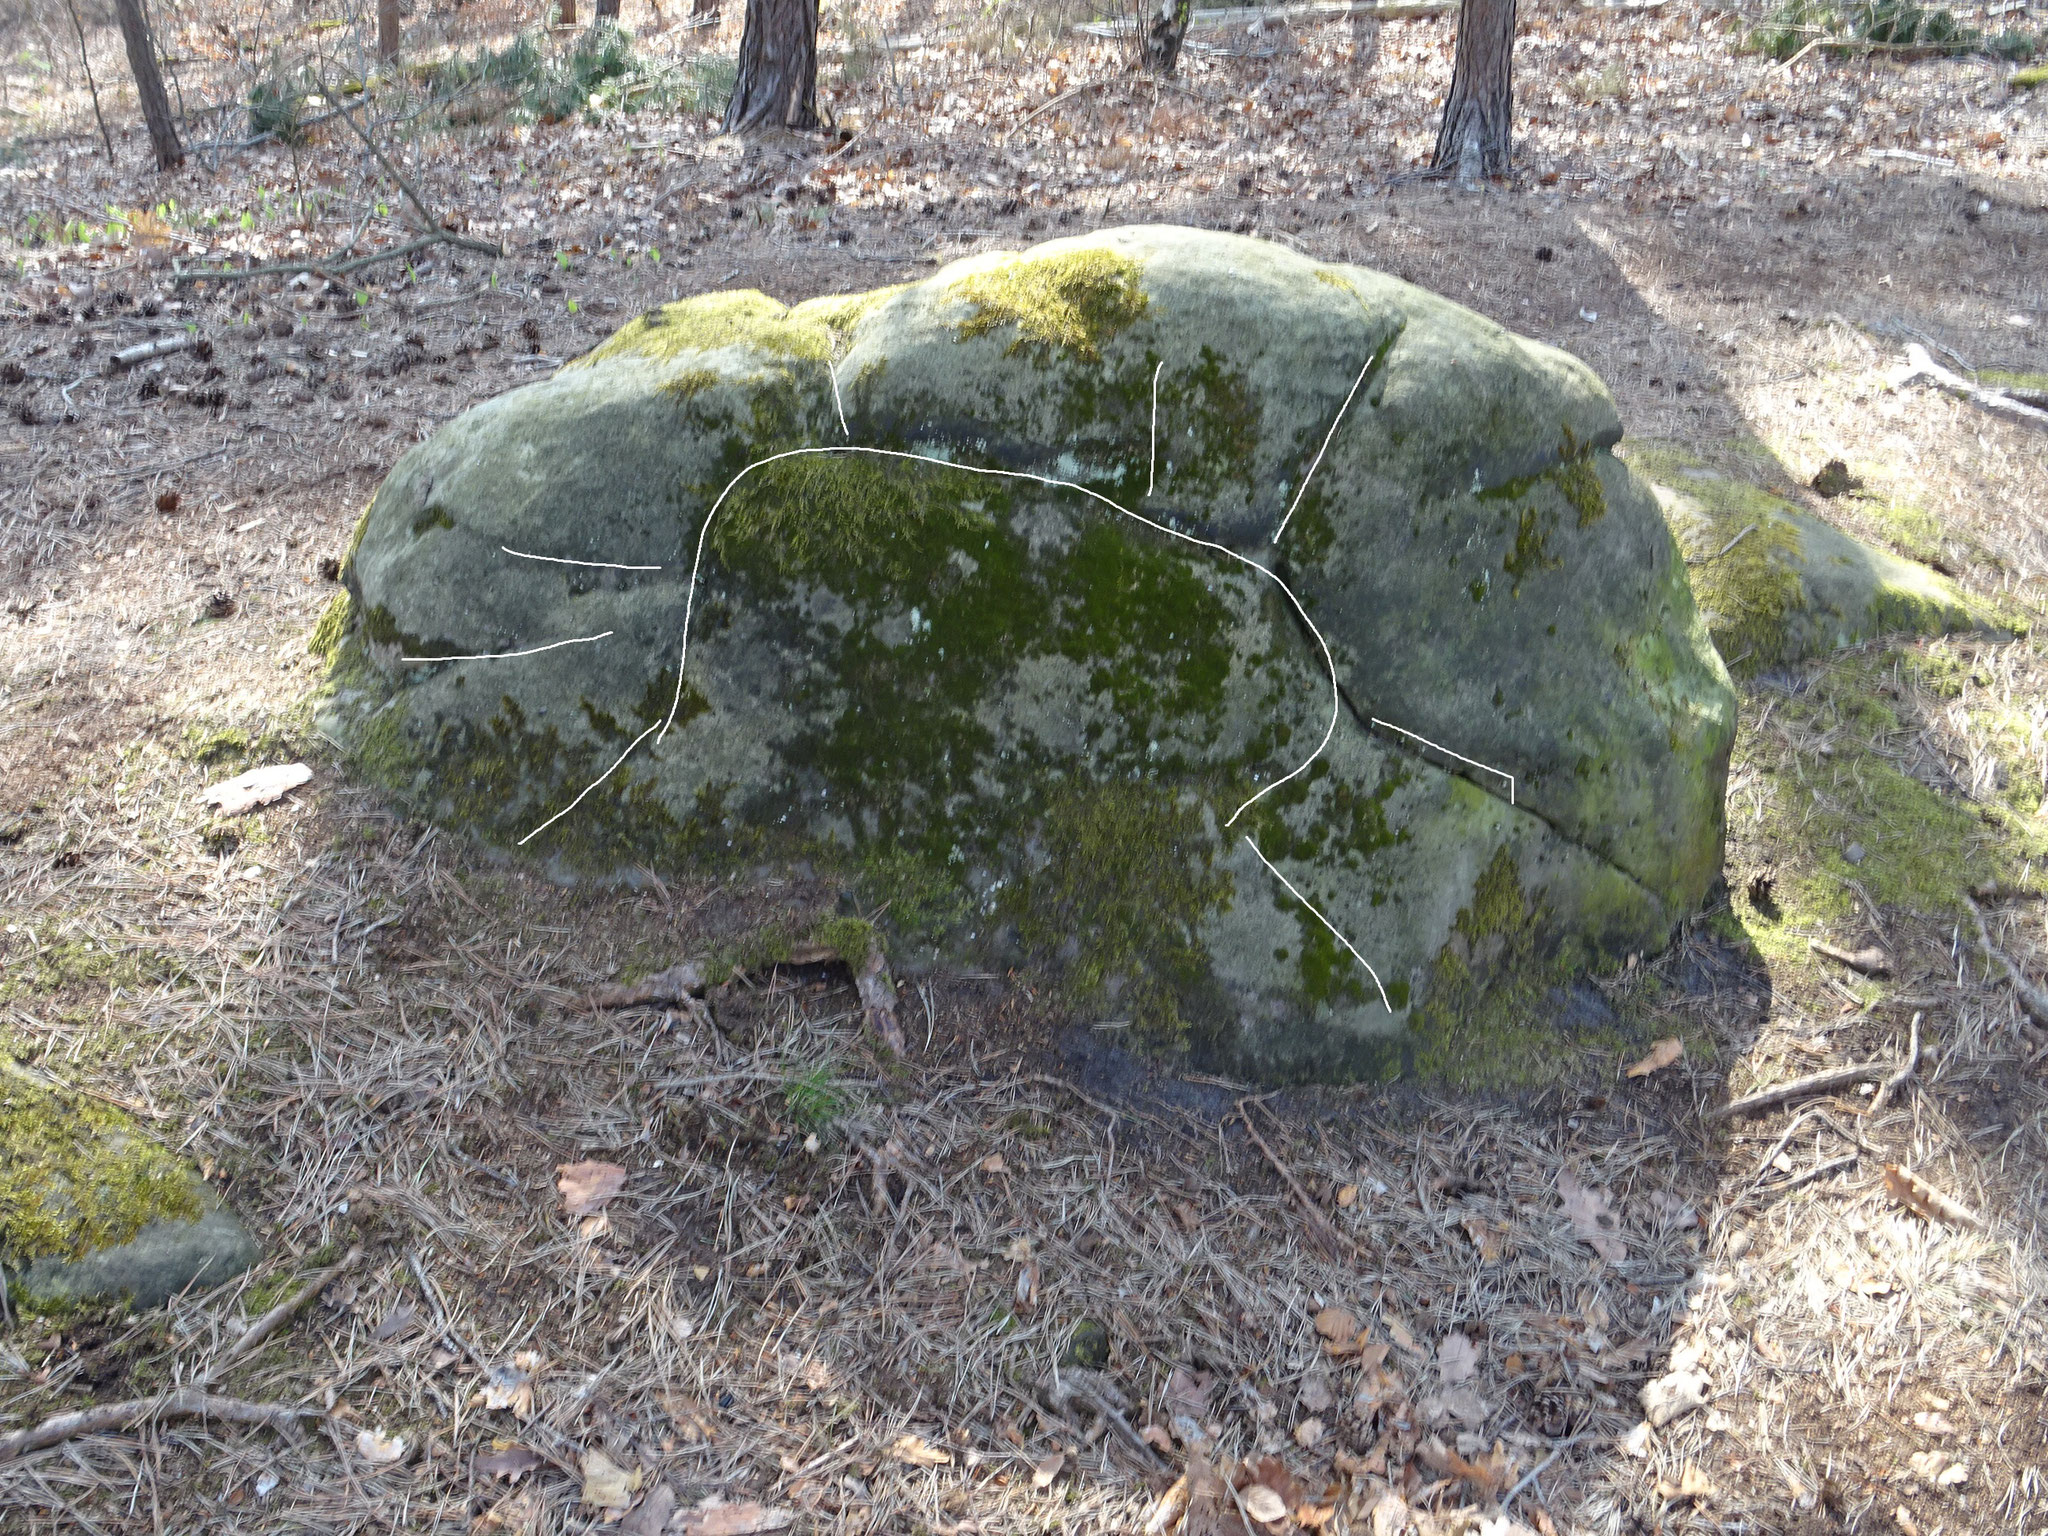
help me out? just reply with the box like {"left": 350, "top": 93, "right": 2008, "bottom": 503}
{"left": 320, "top": 226, "right": 1740, "bottom": 1081}
{"left": 2, "top": 1060, "right": 258, "bottom": 1310}
{"left": 1624, "top": 442, "right": 2018, "bottom": 674}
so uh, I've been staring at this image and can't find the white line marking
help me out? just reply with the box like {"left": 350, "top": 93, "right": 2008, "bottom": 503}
{"left": 502, "top": 545, "right": 666, "bottom": 572}
{"left": 1146, "top": 359, "right": 1164, "bottom": 499}
{"left": 1242, "top": 834, "right": 1392, "bottom": 1013}
{"left": 398, "top": 631, "right": 614, "bottom": 663}
{"left": 1270, "top": 354, "right": 1376, "bottom": 546}
{"left": 826, "top": 359, "right": 849, "bottom": 439}
{"left": 1370, "top": 716, "right": 1516, "bottom": 805}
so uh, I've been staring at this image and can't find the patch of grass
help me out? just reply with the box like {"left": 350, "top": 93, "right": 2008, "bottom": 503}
{"left": 1744, "top": 0, "right": 2000, "bottom": 56}
{"left": 421, "top": 26, "right": 730, "bottom": 125}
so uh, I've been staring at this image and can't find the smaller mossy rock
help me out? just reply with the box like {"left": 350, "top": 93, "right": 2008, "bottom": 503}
{"left": 1, "top": 1060, "right": 257, "bottom": 1310}
{"left": 1625, "top": 441, "right": 2017, "bottom": 674}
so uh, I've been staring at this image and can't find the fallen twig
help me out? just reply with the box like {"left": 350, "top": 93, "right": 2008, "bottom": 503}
{"left": 1236, "top": 1098, "right": 1353, "bottom": 1261}
{"left": 1883, "top": 1163, "right": 1986, "bottom": 1230}
{"left": 196, "top": 1245, "right": 361, "bottom": 1387}
{"left": 1964, "top": 894, "right": 2048, "bottom": 1028}
{"left": 1867, "top": 1011, "right": 1922, "bottom": 1117}
{"left": 173, "top": 234, "right": 480, "bottom": 287}
{"left": 1809, "top": 938, "right": 1890, "bottom": 976}
{"left": 1686, "top": 521, "right": 1758, "bottom": 565}
{"left": 1705, "top": 1060, "right": 1890, "bottom": 1122}
{"left": 1003, "top": 79, "right": 1114, "bottom": 143}
{"left": 0, "top": 1389, "right": 311, "bottom": 1464}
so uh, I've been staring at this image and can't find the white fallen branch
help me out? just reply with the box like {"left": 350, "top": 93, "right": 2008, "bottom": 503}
{"left": 202, "top": 763, "right": 313, "bottom": 815}
{"left": 1889, "top": 343, "right": 2048, "bottom": 426}
{"left": 106, "top": 334, "right": 196, "bottom": 372}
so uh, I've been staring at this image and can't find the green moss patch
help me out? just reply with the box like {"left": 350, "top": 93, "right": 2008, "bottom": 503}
{"left": 575, "top": 289, "right": 833, "bottom": 369}
{"left": 1016, "top": 781, "right": 1232, "bottom": 1045}
{"left": 951, "top": 248, "right": 1149, "bottom": 362}
{"left": 1, "top": 1060, "right": 203, "bottom": 1266}
{"left": 308, "top": 589, "right": 353, "bottom": 661}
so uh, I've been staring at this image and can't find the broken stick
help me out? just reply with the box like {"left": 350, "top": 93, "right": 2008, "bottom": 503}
{"left": 0, "top": 1389, "right": 311, "bottom": 1464}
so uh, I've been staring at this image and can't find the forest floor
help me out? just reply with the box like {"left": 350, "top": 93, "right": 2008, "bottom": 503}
{"left": 2, "top": 0, "right": 2047, "bottom": 1530}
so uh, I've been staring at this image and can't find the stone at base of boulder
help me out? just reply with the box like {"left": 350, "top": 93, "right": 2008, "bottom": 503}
{"left": 11, "top": 1201, "right": 260, "bottom": 1311}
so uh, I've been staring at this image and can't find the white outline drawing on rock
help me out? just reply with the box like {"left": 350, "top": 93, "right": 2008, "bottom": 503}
{"left": 427, "top": 347, "right": 1526, "bottom": 1015}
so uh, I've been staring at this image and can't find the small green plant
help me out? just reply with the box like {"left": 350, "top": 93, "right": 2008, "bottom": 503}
{"left": 783, "top": 1061, "right": 845, "bottom": 1134}
{"left": 1745, "top": 0, "right": 2001, "bottom": 56}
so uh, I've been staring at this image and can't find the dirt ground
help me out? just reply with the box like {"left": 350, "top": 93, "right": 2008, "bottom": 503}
{"left": 2, "top": 0, "right": 2047, "bottom": 1530}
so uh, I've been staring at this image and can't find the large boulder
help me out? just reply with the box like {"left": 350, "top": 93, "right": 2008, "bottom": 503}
{"left": 320, "top": 226, "right": 1739, "bottom": 1082}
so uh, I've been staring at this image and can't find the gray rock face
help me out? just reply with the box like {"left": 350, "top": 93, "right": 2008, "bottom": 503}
{"left": 15, "top": 1202, "right": 261, "bottom": 1312}
{"left": 322, "top": 226, "right": 1741, "bottom": 1082}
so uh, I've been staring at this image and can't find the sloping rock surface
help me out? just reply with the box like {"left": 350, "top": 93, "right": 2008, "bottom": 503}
{"left": 323, "top": 226, "right": 1741, "bottom": 1081}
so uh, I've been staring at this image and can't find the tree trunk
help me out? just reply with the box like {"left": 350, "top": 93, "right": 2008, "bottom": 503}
{"left": 111, "top": 0, "right": 182, "bottom": 170}
{"left": 377, "top": 0, "right": 401, "bottom": 60}
{"left": 595, "top": 0, "right": 621, "bottom": 17}
{"left": 1431, "top": 0, "right": 1515, "bottom": 179}
{"left": 1141, "top": 0, "right": 1193, "bottom": 74}
{"left": 64, "top": 0, "right": 116, "bottom": 160}
{"left": 723, "top": 0, "right": 818, "bottom": 132}
{"left": 557, "top": 0, "right": 575, "bottom": 24}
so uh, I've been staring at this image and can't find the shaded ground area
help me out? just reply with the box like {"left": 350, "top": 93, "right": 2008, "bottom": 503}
{"left": 3, "top": 0, "right": 2047, "bottom": 1530}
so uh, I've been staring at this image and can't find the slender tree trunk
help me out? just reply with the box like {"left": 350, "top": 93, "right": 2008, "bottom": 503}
{"left": 595, "top": 0, "right": 621, "bottom": 17}
{"left": 64, "top": 0, "right": 116, "bottom": 160}
{"left": 558, "top": 0, "right": 576, "bottom": 24}
{"left": 1431, "top": 0, "right": 1515, "bottom": 179}
{"left": 111, "top": 0, "right": 182, "bottom": 169}
{"left": 723, "top": 0, "right": 818, "bottom": 132}
{"left": 1140, "top": 0, "right": 1193, "bottom": 74}
{"left": 378, "top": 0, "right": 401, "bottom": 59}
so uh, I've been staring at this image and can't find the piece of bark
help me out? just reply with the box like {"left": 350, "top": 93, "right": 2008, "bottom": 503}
{"left": 857, "top": 949, "right": 905, "bottom": 1053}
{"left": 1809, "top": 939, "right": 1890, "bottom": 976}
{"left": 588, "top": 960, "right": 706, "bottom": 1010}
{"left": 202, "top": 763, "right": 313, "bottom": 815}
{"left": 106, "top": 334, "right": 195, "bottom": 372}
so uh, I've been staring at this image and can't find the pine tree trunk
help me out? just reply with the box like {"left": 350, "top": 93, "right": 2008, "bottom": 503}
{"left": 111, "top": 0, "right": 182, "bottom": 170}
{"left": 595, "top": 0, "right": 621, "bottom": 17}
{"left": 1431, "top": 0, "right": 1515, "bottom": 179}
{"left": 723, "top": 0, "right": 818, "bottom": 133}
{"left": 1141, "top": 0, "right": 1193, "bottom": 74}
{"left": 378, "top": 0, "right": 401, "bottom": 60}
{"left": 558, "top": 0, "right": 575, "bottom": 24}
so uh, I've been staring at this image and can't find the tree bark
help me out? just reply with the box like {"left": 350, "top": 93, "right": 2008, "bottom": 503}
{"left": 595, "top": 0, "right": 621, "bottom": 17}
{"left": 557, "top": 0, "right": 575, "bottom": 24}
{"left": 723, "top": 0, "right": 818, "bottom": 132}
{"left": 1141, "top": 0, "right": 1193, "bottom": 74}
{"left": 1431, "top": 0, "right": 1515, "bottom": 179}
{"left": 111, "top": 0, "right": 182, "bottom": 169}
{"left": 377, "top": 0, "right": 401, "bottom": 60}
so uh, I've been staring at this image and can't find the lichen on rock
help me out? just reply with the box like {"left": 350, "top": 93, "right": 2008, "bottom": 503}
{"left": 321, "top": 226, "right": 1742, "bottom": 1083}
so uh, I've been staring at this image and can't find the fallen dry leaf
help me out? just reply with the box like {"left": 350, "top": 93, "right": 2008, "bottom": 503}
{"left": 1435, "top": 1331, "right": 1479, "bottom": 1385}
{"left": 1882, "top": 1164, "right": 1985, "bottom": 1230}
{"left": 621, "top": 1484, "right": 677, "bottom": 1536}
{"left": 1655, "top": 1461, "right": 1715, "bottom": 1501}
{"left": 355, "top": 1428, "right": 407, "bottom": 1466}
{"left": 372, "top": 1302, "right": 418, "bottom": 1342}
{"left": 1911, "top": 1411, "right": 1956, "bottom": 1436}
{"left": 202, "top": 763, "right": 312, "bottom": 815}
{"left": 1313, "top": 1306, "right": 1362, "bottom": 1354}
{"left": 1336, "top": 1182, "right": 1358, "bottom": 1207}
{"left": 472, "top": 1487, "right": 544, "bottom": 1535}
{"left": 475, "top": 1443, "right": 544, "bottom": 1482}
{"left": 1242, "top": 1483, "right": 1289, "bottom": 1523}
{"left": 1142, "top": 1474, "right": 1190, "bottom": 1536}
{"left": 979, "top": 1152, "right": 1006, "bottom": 1174}
{"left": 1461, "top": 1215, "right": 1505, "bottom": 1262}
{"left": 1558, "top": 1168, "right": 1627, "bottom": 1262}
{"left": 678, "top": 1501, "right": 796, "bottom": 1536}
{"left": 1293, "top": 1415, "right": 1324, "bottom": 1448}
{"left": 1383, "top": 1314, "right": 1418, "bottom": 1354}
{"left": 557, "top": 1160, "right": 628, "bottom": 1217}
{"left": 889, "top": 1433, "right": 953, "bottom": 1467}
{"left": 1641, "top": 1370, "right": 1710, "bottom": 1428}
{"left": 1031, "top": 1451, "right": 1065, "bottom": 1488}
{"left": 1625, "top": 1037, "right": 1685, "bottom": 1078}
{"left": 480, "top": 1362, "right": 535, "bottom": 1419}
{"left": 580, "top": 1448, "right": 640, "bottom": 1510}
